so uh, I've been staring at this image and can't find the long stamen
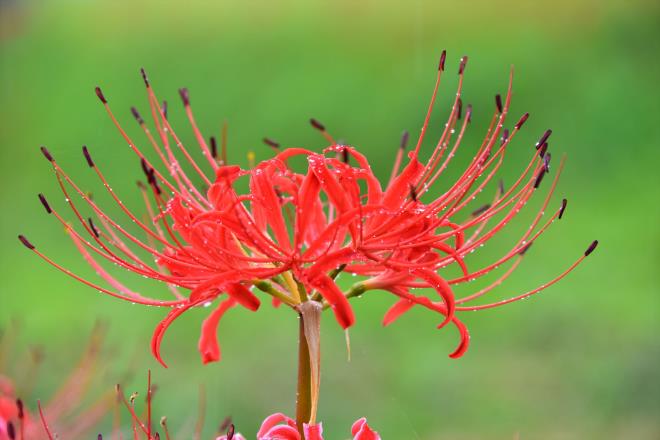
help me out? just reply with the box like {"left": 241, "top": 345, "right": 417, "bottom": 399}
{"left": 457, "top": 241, "right": 598, "bottom": 310}
{"left": 412, "top": 50, "right": 447, "bottom": 156}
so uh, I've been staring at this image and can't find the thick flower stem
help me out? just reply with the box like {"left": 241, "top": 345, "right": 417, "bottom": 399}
{"left": 295, "top": 301, "right": 323, "bottom": 435}
{"left": 295, "top": 312, "right": 312, "bottom": 435}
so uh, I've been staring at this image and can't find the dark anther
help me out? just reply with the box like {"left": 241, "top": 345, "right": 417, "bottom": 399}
{"left": 161, "top": 100, "right": 168, "bottom": 119}
{"left": 140, "top": 158, "right": 151, "bottom": 177}
{"left": 40, "top": 146, "right": 54, "bottom": 162}
{"left": 438, "top": 50, "right": 446, "bottom": 71}
{"left": 536, "top": 129, "right": 552, "bottom": 148}
{"left": 534, "top": 168, "right": 546, "bottom": 189}
{"left": 495, "top": 94, "right": 503, "bottom": 113}
{"left": 559, "top": 198, "right": 568, "bottom": 219}
{"left": 151, "top": 177, "right": 162, "bottom": 195}
{"left": 210, "top": 136, "right": 218, "bottom": 158}
{"left": 472, "top": 204, "right": 491, "bottom": 216}
{"left": 457, "top": 98, "right": 463, "bottom": 120}
{"left": 515, "top": 112, "right": 529, "bottom": 130}
{"left": 38, "top": 193, "right": 52, "bottom": 214}
{"left": 140, "top": 68, "right": 149, "bottom": 87}
{"left": 498, "top": 179, "right": 505, "bottom": 195}
{"left": 7, "top": 421, "right": 15, "bottom": 440}
{"left": 310, "top": 118, "right": 325, "bottom": 132}
{"left": 88, "top": 218, "right": 100, "bottom": 238}
{"left": 458, "top": 56, "right": 468, "bottom": 75}
{"left": 263, "top": 138, "right": 280, "bottom": 149}
{"left": 18, "top": 235, "right": 34, "bottom": 250}
{"left": 409, "top": 184, "right": 418, "bottom": 202}
{"left": 501, "top": 128, "right": 510, "bottom": 145}
{"left": 543, "top": 153, "right": 552, "bottom": 173}
{"left": 83, "top": 145, "right": 95, "bottom": 167}
{"left": 538, "top": 142, "right": 548, "bottom": 158}
{"left": 131, "top": 107, "right": 144, "bottom": 125}
{"left": 584, "top": 240, "right": 599, "bottom": 256}
{"left": 465, "top": 104, "right": 473, "bottom": 123}
{"left": 178, "top": 88, "right": 190, "bottom": 106}
{"left": 341, "top": 148, "right": 349, "bottom": 164}
{"left": 400, "top": 130, "right": 409, "bottom": 150}
{"left": 95, "top": 86, "right": 107, "bottom": 104}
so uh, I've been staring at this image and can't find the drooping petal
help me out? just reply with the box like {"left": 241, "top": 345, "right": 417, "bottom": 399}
{"left": 225, "top": 283, "right": 261, "bottom": 311}
{"left": 198, "top": 298, "right": 236, "bottom": 364}
{"left": 151, "top": 301, "right": 202, "bottom": 368}
{"left": 308, "top": 274, "right": 355, "bottom": 329}
{"left": 446, "top": 315, "right": 470, "bottom": 359}
{"left": 411, "top": 268, "right": 455, "bottom": 328}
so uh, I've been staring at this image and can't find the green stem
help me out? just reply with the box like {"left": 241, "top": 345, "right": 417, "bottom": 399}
{"left": 253, "top": 280, "right": 296, "bottom": 307}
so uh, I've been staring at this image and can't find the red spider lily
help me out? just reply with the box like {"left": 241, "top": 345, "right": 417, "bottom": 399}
{"left": 35, "top": 371, "right": 376, "bottom": 440}
{"left": 214, "top": 413, "right": 379, "bottom": 440}
{"left": 37, "top": 371, "right": 190, "bottom": 440}
{"left": 19, "top": 52, "right": 598, "bottom": 367}
{"left": 0, "top": 323, "right": 113, "bottom": 440}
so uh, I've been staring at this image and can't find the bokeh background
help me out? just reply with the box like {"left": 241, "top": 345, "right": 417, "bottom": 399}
{"left": 1, "top": 0, "right": 659, "bottom": 438}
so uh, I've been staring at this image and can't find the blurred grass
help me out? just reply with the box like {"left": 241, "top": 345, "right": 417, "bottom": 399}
{"left": 0, "top": 0, "right": 659, "bottom": 438}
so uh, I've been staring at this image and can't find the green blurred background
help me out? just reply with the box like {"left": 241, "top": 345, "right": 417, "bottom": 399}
{"left": 1, "top": 0, "right": 659, "bottom": 438}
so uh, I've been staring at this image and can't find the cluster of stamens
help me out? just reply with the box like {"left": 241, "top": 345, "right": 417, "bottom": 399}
{"left": 19, "top": 51, "right": 598, "bottom": 365}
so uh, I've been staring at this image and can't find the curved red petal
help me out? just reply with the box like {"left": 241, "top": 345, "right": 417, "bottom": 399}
{"left": 226, "top": 283, "right": 261, "bottom": 311}
{"left": 411, "top": 268, "right": 455, "bottom": 328}
{"left": 382, "top": 298, "right": 415, "bottom": 326}
{"left": 151, "top": 301, "right": 200, "bottom": 368}
{"left": 447, "top": 316, "right": 470, "bottom": 359}
{"left": 198, "top": 298, "right": 236, "bottom": 364}
{"left": 310, "top": 274, "right": 355, "bottom": 329}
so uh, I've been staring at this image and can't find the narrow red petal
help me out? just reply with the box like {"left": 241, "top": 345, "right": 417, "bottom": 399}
{"left": 309, "top": 274, "right": 355, "bottom": 329}
{"left": 198, "top": 298, "right": 236, "bottom": 364}
{"left": 151, "top": 301, "right": 200, "bottom": 368}
{"left": 382, "top": 298, "right": 415, "bottom": 326}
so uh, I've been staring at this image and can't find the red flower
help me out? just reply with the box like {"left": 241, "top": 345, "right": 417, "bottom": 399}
{"left": 215, "top": 413, "right": 380, "bottom": 440}
{"left": 20, "top": 53, "right": 598, "bottom": 366}
{"left": 0, "top": 323, "right": 113, "bottom": 440}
